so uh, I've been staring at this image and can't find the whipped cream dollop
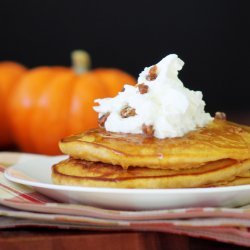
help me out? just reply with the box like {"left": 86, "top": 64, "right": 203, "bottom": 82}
{"left": 94, "top": 54, "right": 213, "bottom": 138}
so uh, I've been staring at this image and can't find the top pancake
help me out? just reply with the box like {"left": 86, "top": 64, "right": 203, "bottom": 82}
{"left": 59, "top": 119, "right": 250, "bottom": 169}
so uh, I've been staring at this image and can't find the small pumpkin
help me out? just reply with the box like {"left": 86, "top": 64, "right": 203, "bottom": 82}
{"left": 0, "top": 62, "right": 26, "bottom": 148}
{"left": 8, "top": 51, "right": 136, "bottom": 155}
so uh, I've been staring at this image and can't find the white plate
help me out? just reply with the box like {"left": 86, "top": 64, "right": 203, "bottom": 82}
{"left": 4, "top": 155, "right": 250, "bottom": 210}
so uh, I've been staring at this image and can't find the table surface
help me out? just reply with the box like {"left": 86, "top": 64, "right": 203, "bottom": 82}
{"left": 1, "top": 111, "right": 249, "bottom": 250}
{"left": 1, "top": 229, "right": 250, "bottom": 250}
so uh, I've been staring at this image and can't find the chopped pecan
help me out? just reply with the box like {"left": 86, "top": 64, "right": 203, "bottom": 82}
{"left": 215, "top": 112, "right": 227, "bottom": 120}
{"left": 229, "top": 126, "right": 243, "bottom": 134}
{"left": 146, "top": 65, "right": 158, "bottom": 81}
{"left": 120, "top": 106, "right": 136, "bottom": 118}
{"left": 98, "top": 112, "right": 110, "bottom": 127}
{"left": 142, "top": 124, "right": 154, "bottom": 136}
{"left": 138, "top": 83, "right": 149, "bottom": 94}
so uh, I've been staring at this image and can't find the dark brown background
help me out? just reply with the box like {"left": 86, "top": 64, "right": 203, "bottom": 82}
{"left": 0, "top": 0, "right": 249, "bottom": 114}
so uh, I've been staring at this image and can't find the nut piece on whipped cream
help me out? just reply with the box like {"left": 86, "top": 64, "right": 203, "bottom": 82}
{"left": 94, "top": 54, "right": 213, "bottom": 139}
{"left": 98, "top": 112, "right": 110, "bottom": 127}
{"left": 137, "top": 83, "right": 149, "bottom": 94}
{"left": 215, "top": 112, "right": 227, "bottom": 120}
{"left": 142, "top": 124, "right": 154, "bottom": 136}
{"left": 120, "top": 106, "right": 137, "bottom": 118}
{"left": 146, "top": 65, "right": 158, "bottom": 81}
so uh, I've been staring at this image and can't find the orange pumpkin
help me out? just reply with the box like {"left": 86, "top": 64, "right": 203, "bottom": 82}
{"left": 0, "top": 62, "right": 26, "bottom": 148}
{"left": 8, "top": 51, "right": 136, "bottom": 155}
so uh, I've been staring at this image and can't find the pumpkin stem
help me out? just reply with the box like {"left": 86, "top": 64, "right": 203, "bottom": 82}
{"left": 71, "top": 50, "right": 91, "bottom": 74}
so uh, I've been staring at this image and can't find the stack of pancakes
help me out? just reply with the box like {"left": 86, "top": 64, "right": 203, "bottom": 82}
{"left": 52, "top": 119, "right": 250, "bottom": 188}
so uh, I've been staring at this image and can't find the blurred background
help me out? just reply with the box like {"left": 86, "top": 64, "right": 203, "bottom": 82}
{"left": 1, "top": 0, "right": 249, "bottom": 113}
{"left": 0, "top": 0, "right": 249, "bottom": 154}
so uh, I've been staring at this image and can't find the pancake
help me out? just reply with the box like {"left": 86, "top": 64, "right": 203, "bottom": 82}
{"left": 204, "top": 169, "right": 250, "bottom": 187}
{"left": 59, "top": 120, "right": 250, "bottom": 170}
{"left": 52, "top": 158, "right": 250, "bottom": 188}
{"left": 238, "top": 170, "right": 250, "bottom": 178}
{"left": 204, "top": 175, "right": 250, "bottom": 187}
{"left": 218, "top": 177, "right": 250, "bottom": 187}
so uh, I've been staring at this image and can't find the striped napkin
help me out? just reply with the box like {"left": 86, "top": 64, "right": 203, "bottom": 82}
{"left": 1, "top": 152, "right": 250, "bottom": 247}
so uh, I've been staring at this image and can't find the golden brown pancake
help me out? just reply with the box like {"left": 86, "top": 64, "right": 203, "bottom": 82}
{"left": 238, "top": 170, "right": 250, "bottom": 178}
{"left": 52, "top": 158, "right": 250, "bottom": 188}
{"left": 205, "top": 169, "right": 250, "bottom": 187}
{"left": 218, "top": 177, "right": 250, "bottom": 186}
{"left": 204, "top": 175, "right": 250, "bottom": 187}
{"left": 59, "top": 120, "right": 250, "bottom": 170}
